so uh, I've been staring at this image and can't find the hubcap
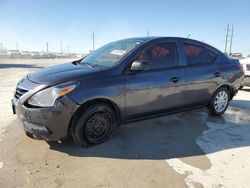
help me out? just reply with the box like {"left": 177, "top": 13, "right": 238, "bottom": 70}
{"left": 214, "top": 91, "right": 228, "bottom": 113}
{"left": 85, "top": 112, "right": 111, "bottom": 143}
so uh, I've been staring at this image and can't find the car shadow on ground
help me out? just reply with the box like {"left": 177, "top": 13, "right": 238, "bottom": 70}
{"left": 47, "top": 108, "right": 250, "bottom": 160}
{"left": 242, "top": 88, "right": 250, "bottom": 92}
{"left": 0, "top": 63, "right": 44, "bottom": 69}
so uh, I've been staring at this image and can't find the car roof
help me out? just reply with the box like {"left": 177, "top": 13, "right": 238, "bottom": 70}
{"left": 122, "top": 36, "right": 220, "bottom": 53}
{"left": 123, "top": 36, "right": 205, "bottom": 43}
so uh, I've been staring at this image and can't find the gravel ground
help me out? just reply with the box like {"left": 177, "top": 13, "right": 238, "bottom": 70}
{"left": 0, "top": 59, "right": 250, "bottom": 188}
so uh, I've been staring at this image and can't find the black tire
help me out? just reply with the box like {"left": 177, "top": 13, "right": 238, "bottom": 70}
{"left": 72, "top": 103, "right": 117, "bottom": 147}
{"left": 208, "top": 87, "right": 230, "bottom": 116}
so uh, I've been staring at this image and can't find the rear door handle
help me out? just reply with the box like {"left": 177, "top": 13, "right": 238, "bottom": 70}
{"left": 214, "top": 72, "right": 221, "bottom": 77}
{"left": 170, "top": 77, "right": 180, "bottom": 83}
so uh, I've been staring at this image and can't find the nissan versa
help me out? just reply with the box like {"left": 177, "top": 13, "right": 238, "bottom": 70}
{"left": 12, "top": 37, "right": 244, "bottom": 147}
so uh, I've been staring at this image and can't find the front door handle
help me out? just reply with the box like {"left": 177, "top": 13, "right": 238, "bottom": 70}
{"left": 214, "top": 72, "right": 221, "bottom": 77}
{"left": 170, "top": 77, "right": 180, "bottom": 83}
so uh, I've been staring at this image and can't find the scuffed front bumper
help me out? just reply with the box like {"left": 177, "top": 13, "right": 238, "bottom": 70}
{"left": 15, "top": 96, "right": 79, "bottom": 141}
{"left": 12, "top": 76, "right": 79, "bottom": 141}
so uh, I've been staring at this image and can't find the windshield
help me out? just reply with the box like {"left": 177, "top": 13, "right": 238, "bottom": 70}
{"left": 80, "top": 39, "right": 143, "bottom": 68}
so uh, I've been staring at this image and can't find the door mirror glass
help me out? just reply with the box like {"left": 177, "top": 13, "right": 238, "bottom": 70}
{"left": 130, "top": 61, "right": 149, "bottom": 71}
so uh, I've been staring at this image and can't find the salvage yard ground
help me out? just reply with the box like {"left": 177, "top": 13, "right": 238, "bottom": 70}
{"left": 0, "top": 59, "right": 250, "bottom": 188}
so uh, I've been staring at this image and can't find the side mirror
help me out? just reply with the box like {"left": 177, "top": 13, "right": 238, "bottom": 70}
{"left": 130, "top": 61, "right": 149, "bottom": 71}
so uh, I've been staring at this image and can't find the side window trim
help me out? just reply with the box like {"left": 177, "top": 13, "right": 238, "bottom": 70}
{"left": 176, "top": 41, "right": 185, "bottom": 66}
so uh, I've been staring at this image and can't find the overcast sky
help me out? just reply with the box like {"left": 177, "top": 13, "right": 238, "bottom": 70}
{"left": 0, "top": 0, "right": 250, "bottom": 54}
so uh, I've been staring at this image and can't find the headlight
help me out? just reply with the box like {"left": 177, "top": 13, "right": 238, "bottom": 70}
{"left": 28, "top": 82, "right": 77, "bottom": 107}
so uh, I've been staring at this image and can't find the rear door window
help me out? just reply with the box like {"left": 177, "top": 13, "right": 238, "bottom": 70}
{"left": 183, "top": 43, "right": 217, "bottom": 65}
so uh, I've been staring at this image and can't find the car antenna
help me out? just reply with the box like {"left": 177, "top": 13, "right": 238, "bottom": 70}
{"left": 186, "top": 34, "right": 191, "bottom": 38}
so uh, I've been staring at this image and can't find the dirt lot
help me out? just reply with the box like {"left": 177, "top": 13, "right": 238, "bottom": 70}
{"left": 0, "top": 59, "right": 250, "bottom": 188}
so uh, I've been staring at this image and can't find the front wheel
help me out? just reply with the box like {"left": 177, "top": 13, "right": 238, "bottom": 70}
{"left": 208, "top": 87, "right": 230, "bottom": 116}
{"left": 72, "top": 104, "right": 117, "bottom": 147}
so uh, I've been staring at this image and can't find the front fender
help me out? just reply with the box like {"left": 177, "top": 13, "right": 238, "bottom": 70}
{"left": 67, "top": 76, "right": 126, "bottom": 121}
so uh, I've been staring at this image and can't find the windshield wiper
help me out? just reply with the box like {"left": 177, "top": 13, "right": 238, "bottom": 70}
{"left": 81, "top": 62, "right": 96, "bottom": 68}
{"left": 78, "top": 61, "right": 107, "bottom": 69}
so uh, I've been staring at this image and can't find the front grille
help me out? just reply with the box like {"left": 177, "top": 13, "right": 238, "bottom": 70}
{"left": 247, "top": 64, "right": 250, "bottom": 71}
{"left": 15, "top": 87, "right": 28, "bottom": 99}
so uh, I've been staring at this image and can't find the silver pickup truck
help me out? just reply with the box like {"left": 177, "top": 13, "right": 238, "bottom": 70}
{"left": 240, "top": 57, "right": 250, "bottom": 89}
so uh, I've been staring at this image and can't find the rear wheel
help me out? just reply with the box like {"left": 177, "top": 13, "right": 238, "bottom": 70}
{"left": 72, "top": 103, "right": 117, "bottom": 147}
{"left": 208, "top": 87, "right": 230, "bottom": 116}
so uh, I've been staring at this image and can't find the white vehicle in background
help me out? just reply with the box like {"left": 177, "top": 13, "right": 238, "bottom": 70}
{"left": 40, "top": 52, "right": 57, "bottom": 59}
{"left": 8, "top": 50, "right": 22, "bottom": 58}
{"left": 30, "top": 51, "right": 42, "bottom": 59}
{"left": 65, "top": 53, "right": 78, "bottom": 58}
{"left": 229, "top": 52, "right": 244, "bottom": 60}
{"left": 21, "top": 51, "right": 32, "bottom": 58}
{"left": 40, "top": 52, "right": 49, "bottom": 58}
{"left": 239, "top": 57, "right": 250, "bottom": 89}
{"left": 0, "top": 49, "right": 10, "bottom": 58}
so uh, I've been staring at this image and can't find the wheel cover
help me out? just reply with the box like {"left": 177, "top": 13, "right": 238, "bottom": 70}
{"left": 214, "top": 91, "right": 228, "bottom": 113}
{"left": 85, "top": 112, "right": 111, "bottom": 143}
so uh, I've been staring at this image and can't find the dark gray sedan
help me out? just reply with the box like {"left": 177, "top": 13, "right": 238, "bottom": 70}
{"left": 12, "top": 37, "right": 244, "bottom": 147}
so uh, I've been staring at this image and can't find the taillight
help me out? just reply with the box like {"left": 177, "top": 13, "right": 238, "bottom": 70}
{"left": 237, "top": 64, "right": 245, "bottom": 73}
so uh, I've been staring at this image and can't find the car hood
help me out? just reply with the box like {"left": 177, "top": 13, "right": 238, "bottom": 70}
{"left": 27, "top": 62, "right": 102, "bottom": 86}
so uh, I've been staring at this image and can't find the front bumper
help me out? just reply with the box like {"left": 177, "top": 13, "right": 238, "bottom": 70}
{"left": 14, "top": 96, "right": 79, "bottom": 141}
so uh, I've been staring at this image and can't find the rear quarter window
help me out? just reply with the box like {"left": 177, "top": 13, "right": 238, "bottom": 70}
{"left": 183, "top": 43, "right": 217, "bottom": 65}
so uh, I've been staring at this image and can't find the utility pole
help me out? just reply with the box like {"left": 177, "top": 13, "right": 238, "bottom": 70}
{"left": 16, "top": 43, "right": 19, "bottom": 50}
{"left": 0, "top": 43, "right": 2, "bottom": 50}
{"left": 60, "top": 40, "right": 62, "bottom": 54}
{"left": 229, "top": 25, "right": 234, "bottom": 54}
{"left": 46, "top": 42, "right": 49, "bottom": 52}
{"left": 67, "top": 45, "right": 70, "bottom": 54}
{"left": 92, "top": 32, "right": 95, "bottom": 51}
{"left": 224, "top": 24, "right": 230, "bottom": 53}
